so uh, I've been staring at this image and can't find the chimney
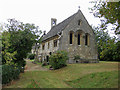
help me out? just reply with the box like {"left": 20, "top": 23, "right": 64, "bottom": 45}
{"left": 51, "top": 18, "right": 57, "bottom": 28}
{"left": 43, "top": 31, "right": 46, "bottom": 35}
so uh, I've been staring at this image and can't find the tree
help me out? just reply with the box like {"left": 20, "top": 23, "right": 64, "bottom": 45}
{"left": 93, "top": 26, "right": 120, "bottom": 61}
{"left": 0, "top": 24, "right": 3, "bottom": 65}
{"left": 2, "top": 31, "right": 17, "bottom": 64}
{"left": 2, "top": 19, "right": 42, "bottom": 67}
{"left": 93, "top": 26, "right": 111, "bottom": 59}
{"left": 90, "top": 0, "right": 120, "bottom": 34}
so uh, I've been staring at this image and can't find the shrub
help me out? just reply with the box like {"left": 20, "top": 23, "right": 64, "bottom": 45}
{"left": 42, "top": 61, "right": 48, "bottom": 66}
{"left": 74, "top": 55, "right": 80, "bottom": 60}
{"left": 16, "top": 60, "right": 26, "bottom": 73}
{"left": 74, "top": 55, "right": 81, "bottom": 63}
{"left": 28, "top": 53, "right": 35, "bottom": 60}
{"left": 49, "top": 51, "right": 68, "bottom": 70}
{"left": 100, "top": 41, "right": 120, "bottom": 61}
{"left": 2, "top": 64, "right": 20, "bottom": 84}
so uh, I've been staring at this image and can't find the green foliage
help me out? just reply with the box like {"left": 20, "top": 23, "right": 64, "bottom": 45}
{"left": 49, "top": 51, "right": 68, "bottom": 69}
{"left": 93, "top": 26, "right": 111, "bottom": 59}
{"left": 1, "top": 19, "right": 41, "bottom": 85}
{"left": 100, "top": 41, "right": 120, "bottom": 61}
{"left": 2, "top": 64, "right": 20, "bottom": 84}
{"left": 2, "top": 19, "right": 41, "bottom": 65}
{"left": 90, "top": 1, "right": 120, "bottom": 61}
{"left": 28, "top": 53, "right": 35, "bottom": 60}
{"left": 42, "top": 61, "right": 48, "bottom": 66}
{"left": 90, "top": 1, "right": 120, "bottom": 34}
{"left": 16, "top": 60, "right": 26, "bottom": 73}
{"left": 2, "top": 31, "right": 17, "bottom": 64}
{"left": 6, "top": 19, "right": 41, "bottom": 62}
{"left": 93, "top": 26, "right": 120, "bottom": 61}
{"left": 74, "top": 55, "right": 80, "bottom": 60}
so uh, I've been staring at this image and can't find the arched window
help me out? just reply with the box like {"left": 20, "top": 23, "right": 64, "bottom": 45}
{"left": 85, "top": 33, "right": 89, "bottom": 46}
{"left": 76, "top": 30, "right": 83, "bottom": 45}
{"left": 85, "top": 34, "right": 88, "bottom": 45}
{"left": 69, "top": 32, "right": 74, "bottom": 44}
{"left": 78, "top": 20, "right": 82, "bottom": 26}
{"left": 78, "top": 33, "right": 80, "bottom": 45}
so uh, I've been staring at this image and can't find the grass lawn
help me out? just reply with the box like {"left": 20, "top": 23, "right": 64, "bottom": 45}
{"left": 4, "top": 61, "right": 119, "bottom": 88}
{"left": 65, "top": 71, "right": 118, "bottom": 88}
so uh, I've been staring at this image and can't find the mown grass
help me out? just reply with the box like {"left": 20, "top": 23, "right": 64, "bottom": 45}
{"left": 65, "top": 71, "right": 118, "bottom": 88}
{"left": 4, "top": 61, "right": 119, "bottom": 88}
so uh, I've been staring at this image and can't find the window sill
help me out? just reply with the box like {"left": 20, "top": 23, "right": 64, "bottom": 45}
{"left": 78, "top": 45, "right": 81, "bottom": 46}
{"left": 85, "top": 45, "right": 89, "bottom": 47}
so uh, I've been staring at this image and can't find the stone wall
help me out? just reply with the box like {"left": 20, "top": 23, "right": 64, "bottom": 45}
{"left": 39, "top": 36, "right": 59, "bottom": 61}
{"left": 38, "top": 10, "right": 98, "bottom": 63}
{"left": 59, "top": 11, "right": 98, "bottom": 63}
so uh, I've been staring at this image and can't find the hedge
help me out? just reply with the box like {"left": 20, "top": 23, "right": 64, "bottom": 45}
{"left": 2, "top": 65, "right": 20, "bottom": 84}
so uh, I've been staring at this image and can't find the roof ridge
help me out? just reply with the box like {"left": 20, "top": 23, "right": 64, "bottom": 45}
{"left": 54, "top": 12, "right": 77, "bottom": 28}
{"left": 42, "top": 11, "right": 78, "bottom": 41}
{"left": 46, "top": 12, "right": 77, "bottom": 34}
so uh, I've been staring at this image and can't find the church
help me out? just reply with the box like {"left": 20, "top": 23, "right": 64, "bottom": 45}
{"left": 38, "top": 9, "right": 98, "bottom": 63}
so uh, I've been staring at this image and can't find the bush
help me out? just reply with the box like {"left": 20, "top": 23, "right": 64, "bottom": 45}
{"left": 74, "top": 55, "right": 80, "bottom": 60}
{"left": 74, "top": 55, "right": 81, "bottom": 63}
{"left": 28, "top": 53, "right": 35, "bottom": 60}
{"left": 16, "top": 60, "right": 26, "bottom": 73}
{"left": 42, "top": 61, "right": 48, "bottom": 66}
{"left": 100, "top": 41, "right": 120, "bottom": 61}
{"left": 2, "top": 64, "right": 20, "bottom": 84}
{"left": 49, "top": 51, "right": 68, "bottom": 70}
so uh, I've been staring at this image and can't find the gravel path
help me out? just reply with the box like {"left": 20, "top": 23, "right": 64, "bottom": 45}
{"left": 24, "top": 59, "right": 48, "bottom": 71}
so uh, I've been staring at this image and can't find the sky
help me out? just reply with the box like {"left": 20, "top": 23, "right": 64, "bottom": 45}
{"left": 0, "top": 0, "right": 116, "bottom": 37}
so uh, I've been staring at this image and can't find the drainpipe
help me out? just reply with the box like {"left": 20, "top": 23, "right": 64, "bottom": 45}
{"left": 57, "top": 31, "right": 63, "bottom": 39}
{"left": 57, "top": 31, "right": 63, "bottom": 50}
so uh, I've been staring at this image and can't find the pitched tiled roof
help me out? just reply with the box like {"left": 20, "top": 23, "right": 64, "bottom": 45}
{"left": 42, "top": 11, "right": 78, "bottom": 41}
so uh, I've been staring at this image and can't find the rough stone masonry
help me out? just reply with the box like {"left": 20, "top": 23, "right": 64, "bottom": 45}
{"left": 32, "top": 9, "right": 98, "bottom": 63}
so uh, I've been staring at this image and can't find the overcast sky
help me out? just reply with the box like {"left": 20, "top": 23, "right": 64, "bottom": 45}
{"left": 0, "top": 0, "right": 117, "bottom": 38}
{"left": 0, "top": 0, "right": 102, "bottom": 31}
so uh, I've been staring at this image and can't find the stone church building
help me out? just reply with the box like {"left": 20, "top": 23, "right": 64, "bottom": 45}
{"left": 38, "top": 9, "right": 98, "bottom": 63}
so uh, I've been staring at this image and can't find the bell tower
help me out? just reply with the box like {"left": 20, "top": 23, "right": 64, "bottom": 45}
{"left": 51, "top": 18, "right": 57, "bottom": 28}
